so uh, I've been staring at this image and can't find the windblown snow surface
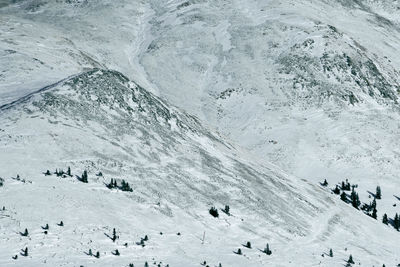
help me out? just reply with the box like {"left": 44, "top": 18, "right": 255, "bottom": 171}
{"left": 1, "top": 0, "right": 400, "bottom": 266}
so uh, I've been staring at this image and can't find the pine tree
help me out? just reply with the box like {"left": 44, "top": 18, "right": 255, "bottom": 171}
{"left": 112, "top": 228, "right": 117, "bottom": 242}
{"left": 21, "top": 247, "right": 28, "bottom": 257}
{"left": 376, "top": 186, "right": 381, "bottom": 199}
{"left": 95, "top": 251, "right": 100, "bottom": 258}
{"left": 209, "top": 207, "right": 219, "bottom": 218}
{"left": 264, "top": 243, "right": 272, "bottom": 255}
{"left": 42, "top": 223, "right": 49, "bottom": 230}
{"left": 144, "top": 262, "right": 149, "bottom": 267}
{"left": 394, "top": 213, "right": 400, "bottom": 231}
{"left": 382, "top": 213, "right": 388, "bottom": 225}
{"left": 340, "top": 192, "right": 347, "bottom": 202}
{"left": 245, "top": 241, "right": 251, "bottom": 248}
{"left": 107, "top": 179, "right": 115, "bottom": 189}
{"left": 322, "top": 179, "right": 328, "bottom": 186}
{"left": 113, "top": 249, "right": 120, "bottom": 256}
{"left": 81, "top": 170, "right": 88, "bottom": 183}
{"left": 350, "top": 189, "right": 360, "bottom": 209}
{"left": 347, "top": 254, "right": 354, "bottom": 264}
{"left": 342, "top": 180, "right": 351, "bottom": 191}
{"left": 58, "top": 221, "right": 64, "bottom": 226}
{"left": 21, "top": 228, "right": 28, "bottom": 236}
{"left": 12, "top": 255, "right": 18, "bottom": 260}
{"left": 333, "top": 185, "right": 340, "bottom": 194}
{"left": 224, "top": 205, "right": 230, "bottom": 215}
{"left": 236, "top": 248, "right": 242, "bottom": 255}
{"left": 329, "top": 248, "right": 333, "bottom": 257}
{"left": 372, "top": 207, "right": 377, "bottom": 219}
{"left": 45, "top": 170, "right": 51, "bottom": 176}
{"left": 88, "top": 249, "right": 92, "bottom": 256}
{"left": 67, "top": 167, "right": 71, "bottom": 177}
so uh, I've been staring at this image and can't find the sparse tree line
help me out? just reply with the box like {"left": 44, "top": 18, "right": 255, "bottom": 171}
{"left": 44, "top": 167, "right": 134, "bottom": 192}
{"left": 323, "top": 179, "right": 400, "bottom": 231}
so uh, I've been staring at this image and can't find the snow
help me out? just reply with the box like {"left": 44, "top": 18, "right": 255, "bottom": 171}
{"left": 1, "top": 0, "right": 400, "bottom": 266}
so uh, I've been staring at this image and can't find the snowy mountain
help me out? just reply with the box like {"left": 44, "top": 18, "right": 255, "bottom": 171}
{"left": 1, "top": 69, "right": 396, "bottom": 266}
{"left": 1, "top": 0, "right": 400, "bottom": 266}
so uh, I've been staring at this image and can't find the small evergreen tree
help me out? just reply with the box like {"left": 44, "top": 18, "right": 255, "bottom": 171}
{"left": 340, "top": 192, "right": 347, "bottom": 202}
{"left": 88, "top": 249, "right": 92, "bottom": 256}
{"left": 45, "top": 170, "right": 51, "bottom": 176}
{"left": 372, "top": 207, "right": 377, "bottom": 219}
{"left": 12, "top": 255, "right": 18, "bottom": 260}
{"left": 264, "top": 243, "right": 272, "bottom": 255}
{"left": 129, "top": 264, "right": 134, "bottom": 267}
{"left": 112, "top": 228, "right": 117, "bottom": 242}
{"left": 21, "top": 228, "right": 28, "bottom": 236}
{"left": 329, "top": 248, "right": 333, "bottom": 257}
{"left": 333, "top": 185, "right": 340, "bottom": 194}
{"left": 382, "top": 213, "right": 388, "bottom": 225}
{"left": 322, "top": 179, "right": 328, "bottom": 186}
{"left": 81, "top": 170, "right": 88, "bottom": 183}
{"left": 236, "top": 248, "right": 242, "bottom": 255}
{"left": 58, "top": 221, "right": 64, "bottom": 226}
{"left": 376, "top": 186, "right": 381, "bottom": 199}
{"left": 209, "top": 207, "right": 219, "bottom": 218}
{"left": 144, "top": 262, "right": 149, "bottom": 267}
{"left": 42, "top": 224, "right": 49, "bottom": 230}
{"left": 113, "top": 249, "right": 120, "bottom": 256}
{"left": 222, "top": 205, "right": 230, "bottom": 215}
{"left": 347, "top": 254, "right": 354, "bottom": 264}
{"left": 245, "top": 241, "right": 251, "bottom": 248}
{"left": 394, "top": 213, "right": 400, "bottom": 231}
{"left": 95, "top": 251, "right": 100, "bottom": 258}
{"left": 67, "top": 167, "right": 72, "bottom": 177}
{"left": 107, "top": 179, "right": 115, "bottom": 189}
{"left": 21, "top": 247, "right": 28, "bottom": 257}
{"left": 350, "top": 189, "right": 360, "bottom": 209}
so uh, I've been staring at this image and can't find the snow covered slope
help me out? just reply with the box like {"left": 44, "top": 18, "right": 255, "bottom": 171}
{"left": 0, "top": 69, "right": 399, "bottom": 266}
{"left": 1, "top": 0, "right": 400, "bottom": 266}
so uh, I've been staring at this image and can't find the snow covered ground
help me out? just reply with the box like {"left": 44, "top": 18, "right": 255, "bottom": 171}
{"left": 0, "top": 69, "right": 399, "bottom": 266}
{"left": 1, "top": 0, "right": 400, "bottom": 266}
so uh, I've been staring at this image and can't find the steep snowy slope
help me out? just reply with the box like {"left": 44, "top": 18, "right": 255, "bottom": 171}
{"left": 1, "top": 0, "right": 400, "bottom": 265}
{"left": 0, "top": 69, "right": 399, "bottom": 266}
{"left": 0, "top": 0, "right": 154, "bottom": 106}
{"left": 137, "top": 0, "right": 400, "bottom": 223}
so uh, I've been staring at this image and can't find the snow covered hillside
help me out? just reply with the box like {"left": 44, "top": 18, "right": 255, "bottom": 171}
{"left": 0, "top": 69, "right": 398, "bottom": 266}
{"left": 1, "top": 0, "right": 400, "bottom": 266}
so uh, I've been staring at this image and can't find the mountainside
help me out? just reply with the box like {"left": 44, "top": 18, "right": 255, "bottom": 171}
{"left": 1, "top": 0, "right": 400, "bottom": 266}
{"left": 0, "top": 69, "right": 399, "bottom": 266}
